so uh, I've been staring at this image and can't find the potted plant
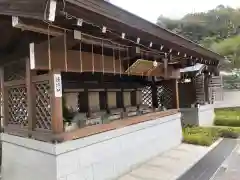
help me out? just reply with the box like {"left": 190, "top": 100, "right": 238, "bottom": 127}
{"left": 62, "top": 97, "right": 79, "bottom": 132}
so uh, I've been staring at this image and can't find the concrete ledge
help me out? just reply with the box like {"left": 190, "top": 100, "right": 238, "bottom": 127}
{"left": 180, "top": 105, "right": 215, "bottom": 126}
{"left": 1, "top": 113, "right": 183, "bottom": 180}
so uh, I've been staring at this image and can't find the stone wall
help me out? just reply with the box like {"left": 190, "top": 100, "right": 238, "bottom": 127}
{"left": 1, "top": 113, "right": 182, "bottom": 180}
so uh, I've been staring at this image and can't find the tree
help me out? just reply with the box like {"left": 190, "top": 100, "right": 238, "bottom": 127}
{"left": 211, "top": 36, "right": 240, "bottom": 68}
{"left": 157, "top": 5, "right": 240, "bottom": 70}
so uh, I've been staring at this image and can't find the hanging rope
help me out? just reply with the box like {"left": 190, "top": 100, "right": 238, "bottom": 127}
{"left": 119, "top": 45, "right": 121, "bottom": 77}
{"left": 113, "top": 47, "right": 116, "bottom": 75}
{"left": 64, "top": 29, "right": 68, "bottom": 71}
{"left": 127, "top": 48, "right": 130, "bottom": 76}
{"left": 80, "top": 40, "right": 82, "bottom": 72}
{"left": 92, "top": 42, "right": 95, "bottom": 74}
{"left": 47, "top": 25, "right": 52, "bottom": 70}
{"left": 102, "top": 40, "right": 105, "bottom": 75}
{"left": 42, "top": 20, "right": 164, "bottom": 57}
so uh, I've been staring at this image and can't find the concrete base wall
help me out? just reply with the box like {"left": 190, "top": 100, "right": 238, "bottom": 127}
{"left": 1, "top": 113, "right": 182, "bottom": 180}
{"left": 180, "top": 108, "right": 198, "bottom": 126}
{"left": 180, "top": 105, "right": 215, "bottom": 126}
{"left": 198, "top": 104, "right": 215, "bottom": 126}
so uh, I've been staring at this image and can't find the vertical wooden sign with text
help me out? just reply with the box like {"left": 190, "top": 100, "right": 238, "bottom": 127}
{"left": 53, "top": 74, "right": 62, "bottom": 98}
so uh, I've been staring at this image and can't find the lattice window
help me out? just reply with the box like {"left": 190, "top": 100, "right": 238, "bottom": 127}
{"left": 8, "top": 86, "right": 28, "bottom": 126}
{"left": 4, "top": 60, "right": 26, "bottom": 81}
{"left": 35, "top": 81, "right": 51, "bottom": 130}
{"left": 142, "top": 86, "right": 152, "bottom": 107}
{"left": 157, "top": 85, "right": 174, "bottom": 109}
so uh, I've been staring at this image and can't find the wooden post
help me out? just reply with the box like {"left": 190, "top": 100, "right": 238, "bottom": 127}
{"left": 0, "top": 67, "right": 5, "bottom": 128}
{"left": 151, "top": 78, "right": 158, "bottom": 110}
{"left": 49, "top": 70, "right": 63, "bottom": 134}
{"left": 26, "top": 58, "right": 36, "bottom": 131}
{"left": 175, "top": 79, "right": 180, "bottom": 109}
{"left": 121, "top": 89, "right": 126, "bottom": 112}
{"left": 104, "top": 88, "right": 109, "bottom": 113}
{"left": 164, "top": 57, "right": 168, "bottom": 78}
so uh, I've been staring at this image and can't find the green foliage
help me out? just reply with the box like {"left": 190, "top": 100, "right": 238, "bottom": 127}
{"left": 214, "top": 107, "right": 240, "bottom": 127}
{"left": 183, "top": 134, "right": 214, "bottom": 146}
{"left": 218, "top": 129, "right": 239, "bottom": 138}
{"left": 214, "top": 119, "right": 240, "bottom": 127}
{"left": 183, "top": 127, "right": 218, "bottom": 146}
{"left": 157, "top": 5, "right": 240, "bottom": 70}
{"left": 214, "top": 107, "right": 240, "bottom": 130}
{"left": 62, "top": 97, "right": 76, "bottom": 124}
{"left": 212, "top": 126, "right": 240, "bottom": 134}
{"left": 211, "top": 36, "right": 240, "bottom": 68}
{"left": 183, "top": 126, "right": 240, "bottom": 146}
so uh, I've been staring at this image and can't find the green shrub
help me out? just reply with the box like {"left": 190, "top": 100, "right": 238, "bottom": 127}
{"left": 214, "top": 118, "right": 240, "bottom": 127}
{"left": 183, "top": 127, "right": 219, "bottom": 146}
{"left": 215, "top": 108, "right": 240, "bottom": 123}
{"left": 183, "top": 125, "right": 240, "bottom": 146}
{"left": 218, "top": 129, "right": 239, "bottom": 139}
{"left": 183, "top": 135, "right": 213, "bottom": 146}
{"left": 212, "top": 126, "right": 240, "bottom": 138}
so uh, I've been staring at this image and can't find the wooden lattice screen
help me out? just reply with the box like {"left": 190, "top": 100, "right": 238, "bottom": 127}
{"left": 141, "top": 80, "right": 176, "bottom": 109}
{"left": 157, "top": 80, "right": 176, "bottom": 109}
{"left": 142, "top": 86, "right": 152, "bottom": 107}
{"left": 157, "top": 84, "right": 174, "bottom": 109}
{"left": 35, "top": 80, "right": 51, "bottom": 130}
{"left": 4, "top": 60, "right": 28, "bottom": 127}
{"left": 7, "top": 84, "right": 28, "bottom": 127}
{"left": 3, "top": 59, "right": 52, "bottom": 131}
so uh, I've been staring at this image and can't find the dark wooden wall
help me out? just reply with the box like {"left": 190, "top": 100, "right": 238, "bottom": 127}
{"left": 179, "top": 82, "right": 196, "bottom": 108}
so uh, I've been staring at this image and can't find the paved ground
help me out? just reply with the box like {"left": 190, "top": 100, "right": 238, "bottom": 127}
{"left": 118, "top": 141, "right": 221, "bottom": 180}
{"left": 177, "top": 139, "right": 237, "bottom": 180}
{"left": 211, "top": 140, "right": 240, "bottom": 180}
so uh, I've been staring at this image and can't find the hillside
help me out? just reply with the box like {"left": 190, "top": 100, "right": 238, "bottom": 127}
{"left": 157, "top": 5, "right": 240, "bottom": 70}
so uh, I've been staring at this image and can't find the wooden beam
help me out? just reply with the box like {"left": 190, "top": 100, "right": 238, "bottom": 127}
{"left": 0, "top": 0, "right": 47, "bottom": 20}
{"left": 12, "top": 16, "right": 63, "bottom": 36}
{"left": 26, "top": 58, "right": 36, "bottom": 131}
{"left": 49, "top": 70, "right": 64, "bottom": 134}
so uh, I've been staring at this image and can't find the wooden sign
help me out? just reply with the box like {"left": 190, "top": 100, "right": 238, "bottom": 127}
{"left": 53, "top": 74, "right": 62, "bottom": 97}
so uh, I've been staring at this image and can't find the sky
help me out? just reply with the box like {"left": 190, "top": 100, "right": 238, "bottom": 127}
{"left": 110, "top": 0, "right": 240, "bottom": 23}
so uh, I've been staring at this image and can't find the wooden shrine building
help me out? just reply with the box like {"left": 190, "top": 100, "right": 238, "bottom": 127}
{"left": 179, "top": 63, "right": 223, "bottom": 126}
{"left": 0, "top": 1, "right": 224, "bottom": 180}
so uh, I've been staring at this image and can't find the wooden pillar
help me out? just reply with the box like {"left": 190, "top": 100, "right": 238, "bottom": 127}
{"left": 49, "top": 70, "right": 63, "bottom": 134}
{"left": 26, "top": 58, "right": 36, "bottom": 131}
{"left": 151, "top": 78, "right": 158, "bottom": 109}
{"left": 163, "top": 57, "right": 168, "bottom": 78}
{"left": 175, "top": 79, "right": 179, "bottom": 109}
{"left": 121, "top": 89, "right": 126, "bottom": 112}
{"left": 204, "top": 74, "right": 210, "bottom": 104}
{"left": 0, "top": 67, "right": 5, "bottom": 128}
{"left": 104, "top": 88, "right": 109, "bottom": 113}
